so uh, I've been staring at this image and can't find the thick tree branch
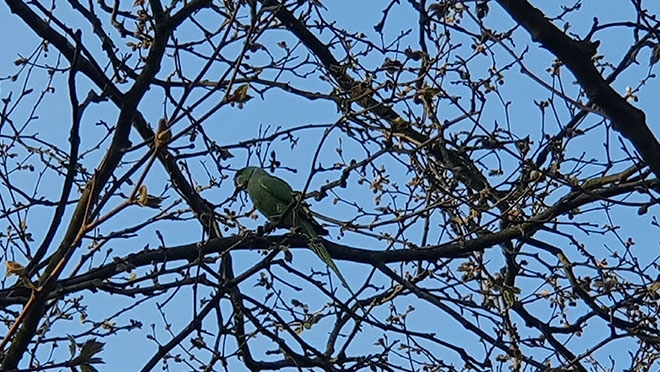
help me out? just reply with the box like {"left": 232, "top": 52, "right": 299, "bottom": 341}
{"left": 2, "top": 0, "right": 172, "bottom": 367}
{"left": 496, "top": 0, "right": 660, "bottom": 179}
{"left": 264, "top": 0, "right": 496, "bottom": 197}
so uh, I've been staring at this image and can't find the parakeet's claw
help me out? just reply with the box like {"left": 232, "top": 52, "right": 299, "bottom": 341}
{"left": 238, "top": 227, "right": 256, "bottom": 238}
{"left": 262, "top": 221, "right": 278, "bottom": 235}
{"left": 290, "top": 225, "right": 303, "bottom": 236}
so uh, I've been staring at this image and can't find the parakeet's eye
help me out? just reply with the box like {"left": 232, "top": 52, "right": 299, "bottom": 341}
{"left": 235, "top": 175, "right": 247, "bottom": 189}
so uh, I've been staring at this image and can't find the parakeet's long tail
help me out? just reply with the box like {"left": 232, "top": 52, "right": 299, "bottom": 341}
{"left": 309, "top": 240, "right": 350, "bottom": 290}
{"left": 300, "top": 218, "right": 351, "bottom": 290}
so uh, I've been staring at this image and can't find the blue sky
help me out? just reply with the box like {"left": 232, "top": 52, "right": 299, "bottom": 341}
{"left": 2, "top": 1, "right": 660, "bottom": 371}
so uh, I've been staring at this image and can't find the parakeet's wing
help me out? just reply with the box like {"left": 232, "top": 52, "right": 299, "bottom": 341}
{"left": 246, "top": 169, "right": 294, "bottom": 223}
{"left": 257, "top": 173, "right": 295, "bottom": 208}
{"left": 258, "top": 177, "right": 346, "bottom": 287}
{"left": 258, "top": 175, "right": 330, "bottom": 236}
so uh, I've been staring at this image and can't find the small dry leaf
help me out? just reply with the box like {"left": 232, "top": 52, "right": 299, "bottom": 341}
{"left": 13, "top": 57, "right": 28, "bottom": 66}
{"left": 155, "top": 118, "right": 171, "bottom": 148}
{"left": 5, "top": 260, "right": 25, "bottom": 277}
{"left": 137, "top": 185, "right": 149, "bottom": 206}
{"left": 137, "top": 185, "right": 166, "bottom": 209}
{"left": 227, "top": 84, "right": 252, "bottom": 107}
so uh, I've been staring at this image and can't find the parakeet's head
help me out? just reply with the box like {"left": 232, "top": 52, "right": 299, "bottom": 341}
{"left": 234, "top": 166, "right": 258, "bottom": 190}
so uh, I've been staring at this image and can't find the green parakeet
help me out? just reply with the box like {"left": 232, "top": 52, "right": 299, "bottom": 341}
{"left": 234, "top": 166, "right": 349, "bottom": 289}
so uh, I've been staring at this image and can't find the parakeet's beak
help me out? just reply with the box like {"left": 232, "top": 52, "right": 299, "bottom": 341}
{"left": 234, "top": 177, "right": 245, "bottom": 190}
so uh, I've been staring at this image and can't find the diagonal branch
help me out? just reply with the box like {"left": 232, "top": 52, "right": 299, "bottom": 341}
{"left": 2, "top": 0, "right": 175, "bottom": 367}
{"left": 263, "top": 0, "right": 497, "bottom": 198}
{"left": 496, "top": 0, "right": 660, "bottom": 179}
